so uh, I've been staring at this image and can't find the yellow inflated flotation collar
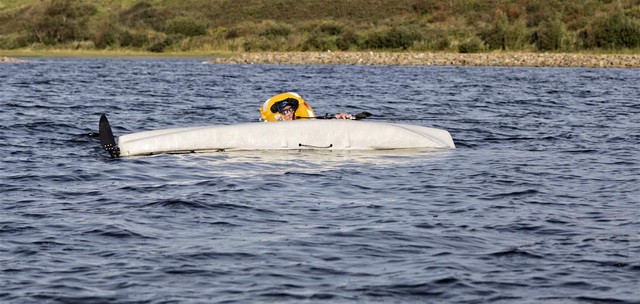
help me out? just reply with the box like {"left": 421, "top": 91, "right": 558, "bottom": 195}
{"left": 260, "top": 92, "right": 315, "bottom": 121}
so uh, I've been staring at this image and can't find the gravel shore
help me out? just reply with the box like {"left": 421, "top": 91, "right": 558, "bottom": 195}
{"left": 205, "top": 52, "right": 640, "bottom": 68}
{"left": 0, "top": 56, "right": 28, "bottom": 63}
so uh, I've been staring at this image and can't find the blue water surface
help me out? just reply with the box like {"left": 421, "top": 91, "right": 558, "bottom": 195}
{"left": 1, "top": 58, "right": 639, "bottom": 303}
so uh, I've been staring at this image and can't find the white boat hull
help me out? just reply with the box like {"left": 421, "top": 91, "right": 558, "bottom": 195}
{"left": 118, "top": 120, "right": 455, "bottom": 157}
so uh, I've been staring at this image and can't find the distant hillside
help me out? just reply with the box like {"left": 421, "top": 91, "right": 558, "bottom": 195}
{"left": 0, "top": 0, "right": 639, "bottom": 53}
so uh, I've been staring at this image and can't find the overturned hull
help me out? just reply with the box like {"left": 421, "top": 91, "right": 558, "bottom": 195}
{"left": 117, "top": 120, "right": 455, "bottom": 157}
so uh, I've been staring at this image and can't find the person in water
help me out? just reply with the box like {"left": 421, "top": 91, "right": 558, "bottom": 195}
{"left": 260, "top": 92, "right": 352, "bottom": 121}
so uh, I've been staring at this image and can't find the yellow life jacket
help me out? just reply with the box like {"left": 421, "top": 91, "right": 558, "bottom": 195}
{"left": 260, "top": 92, "right": 315, "bottom": 121}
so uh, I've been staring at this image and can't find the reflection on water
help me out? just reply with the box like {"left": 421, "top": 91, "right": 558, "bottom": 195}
{"left": 167, "top": 148, "right": 454, "bottom": 177}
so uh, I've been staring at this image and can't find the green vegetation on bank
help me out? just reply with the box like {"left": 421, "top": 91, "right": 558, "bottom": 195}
{"left": 0, "top": 0, "right": 639, "bottom": 55}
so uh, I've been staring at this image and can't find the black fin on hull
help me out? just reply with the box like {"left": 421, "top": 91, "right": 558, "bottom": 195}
{"left": 99, "top": 114, "right": 120, "bottom": 158}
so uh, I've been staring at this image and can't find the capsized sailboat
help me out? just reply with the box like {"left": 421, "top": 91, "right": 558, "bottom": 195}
{"left": 99, "top": 115, "right": 455, "bottom": 158}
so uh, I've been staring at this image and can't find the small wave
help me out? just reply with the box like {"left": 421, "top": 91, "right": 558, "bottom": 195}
{"left": 574, "top": 295, "right": 635, "bottom": 303}
{"left": 161, "top": 267, "right": 227, "bottom": 275}
{"left": 484, "top": 136, "right": 542, "bottom": 142}
{"left": 257, "top": 291, "right": 308, "bottom": 300}
{"left": 353, "top": 283, "right": 445, "bottom": 297}
{"left": 142, "top": 199, "right": 272, "bottom": 214}
{"left": 28, "top": 294, "right": 121, "bottom": 304}
{"left": 31, "top": 240, "right": 65, "bottom": 247}
{"left": 81, "top": 225, "right": 153, "bottom": 239}
{"left": 561, "top": 149, "right": 599, "bottom": 154}
{"left": 0, "top": 224, "right": 37, "bottom": 235}
{"left": 142, "top": 199, "right": 212, "bottom": 210}
{"left": 450, "top": 140, "right": 475, "bottom": 148}
{"left": 483, "top": 189, "right": 540, "bottom": 200}
{"left": 6, "top": 102, "right": 54, "bottom": 109}
{"left": 175, "top": 251, "right": 256, "bottom": 261}
{"left": 283, "top": 171, "right": 325, "bottom": 177}
{"left": 488, "top": 248, "right": 544, "bottom": 259}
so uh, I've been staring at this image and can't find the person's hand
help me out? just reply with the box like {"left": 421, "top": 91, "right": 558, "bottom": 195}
{"left": 334, "top": 113, "right": 353, "bottom": 120}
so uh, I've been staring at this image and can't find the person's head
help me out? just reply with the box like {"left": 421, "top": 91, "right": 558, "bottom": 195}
{"left": 270, "top": 98, "right": 299, "bottom": 121}
{"left": 279, "top": 105, "right": 296, "bottom": 120}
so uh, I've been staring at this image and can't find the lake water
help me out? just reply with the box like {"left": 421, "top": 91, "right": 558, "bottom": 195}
{"left": 1, "top": 58, "right": 638, "bottom": 303}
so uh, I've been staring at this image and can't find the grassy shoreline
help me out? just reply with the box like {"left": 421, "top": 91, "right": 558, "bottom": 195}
{"left": 1, "top": 1, "right": 639, "bottom": 59}
{"left": 3, "top": 48, "right": 639, "bottom": 57}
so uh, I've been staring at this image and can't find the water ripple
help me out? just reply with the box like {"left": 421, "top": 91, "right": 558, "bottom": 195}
{"left": 0, "top": 59, "right": 638, "bottom": 303}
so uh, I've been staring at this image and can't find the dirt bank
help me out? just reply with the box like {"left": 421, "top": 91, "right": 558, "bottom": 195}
{"left": 0, "top": 56, "right": 28, "bottom": 63}
{"left": 205, "top": 52, "right": 640, "bottom": 68}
